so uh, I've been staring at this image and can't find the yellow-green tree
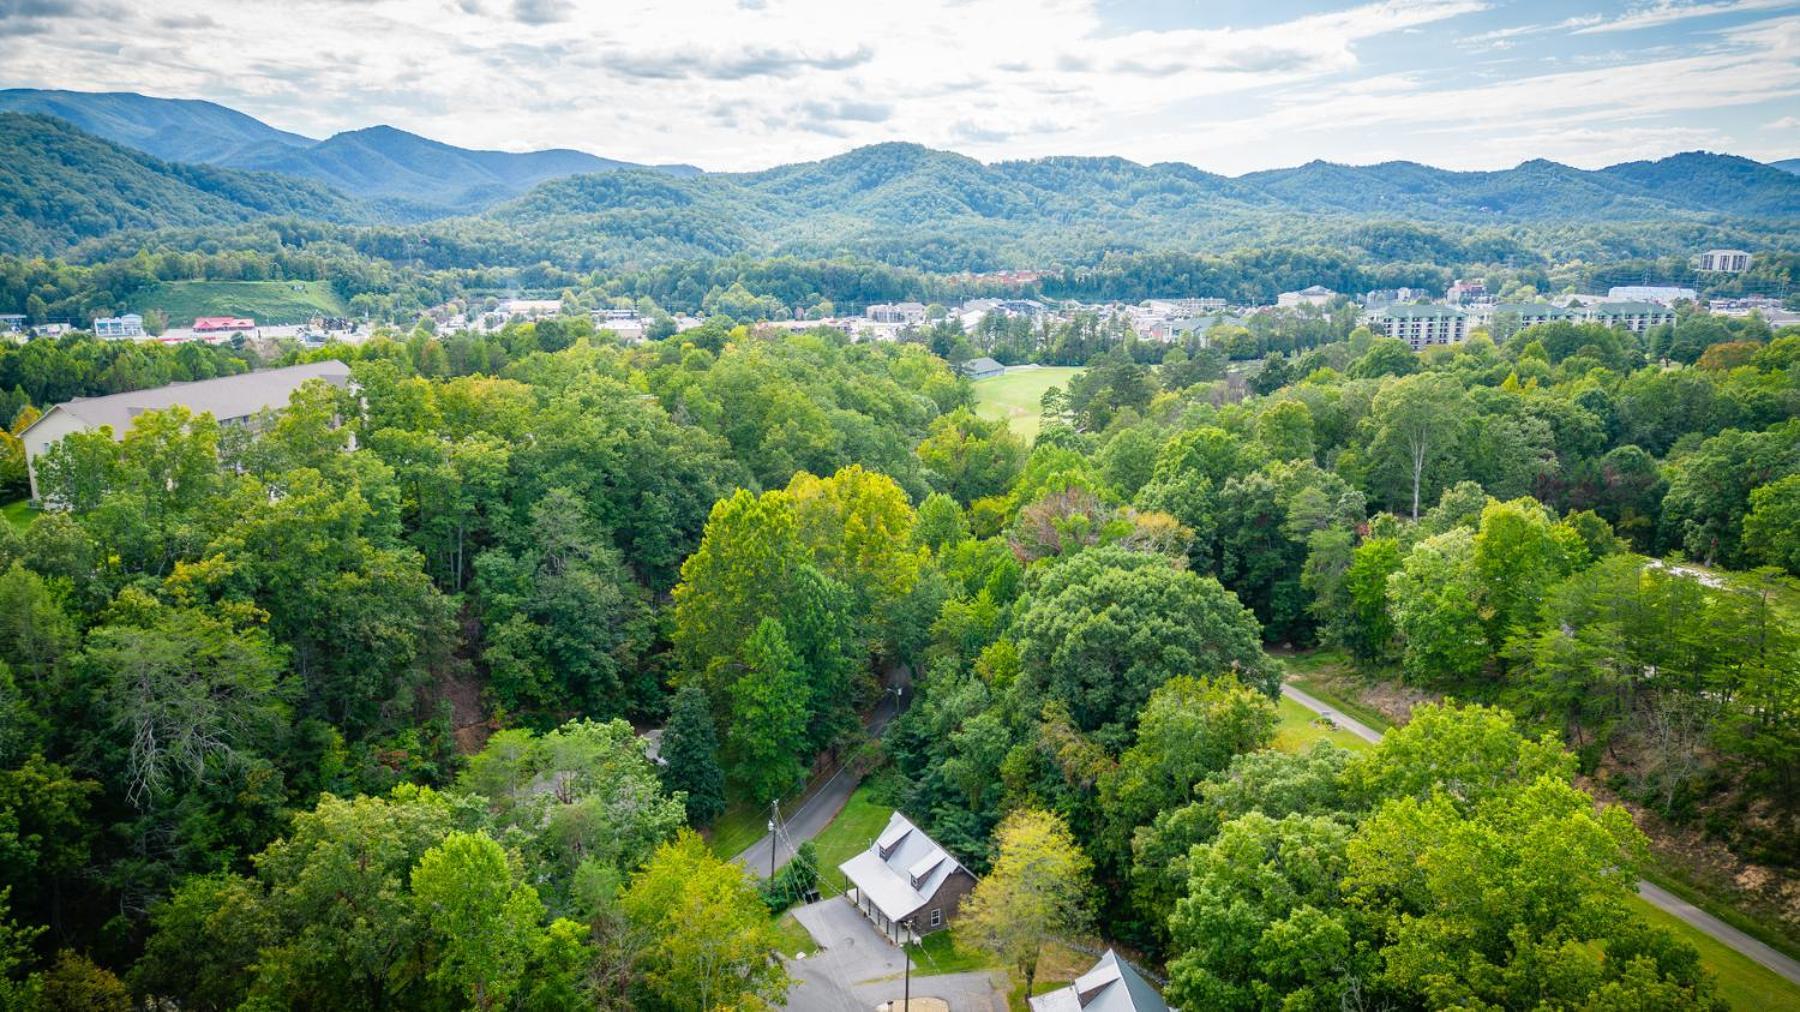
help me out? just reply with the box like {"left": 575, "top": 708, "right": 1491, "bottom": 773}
{"left": 621, "top": 831, "right": 790, "bottom": 1010}
{"left": 961, "top": 809, "right": 1092, "bottom": 996}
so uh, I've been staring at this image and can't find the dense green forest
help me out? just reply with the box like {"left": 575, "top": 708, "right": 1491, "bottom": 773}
{"left": 0, "top": 298, "right": 1794, "bottom": 1006}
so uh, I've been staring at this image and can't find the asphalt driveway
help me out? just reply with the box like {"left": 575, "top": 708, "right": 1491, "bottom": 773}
{"left": 783, "top": 899, "right": 1005, "bottom": 1011}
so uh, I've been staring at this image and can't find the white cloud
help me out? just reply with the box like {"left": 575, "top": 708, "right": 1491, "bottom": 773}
{"left": 0, "top": 0, "right": 1794, "bottom": 171}
{"left": 1572, "top": 0, "right": 1797, "bottom": 34}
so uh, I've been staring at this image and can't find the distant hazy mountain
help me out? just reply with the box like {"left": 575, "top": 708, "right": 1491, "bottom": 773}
{"left": 0, "top": 89, "right": 699, "bottom": 214}
{"left": 220, "top": 124, "right": 700, "bottom": 214}
{"left": 0, "top": 88, "right": 313, "bottom": 164}
{"left": 0, "top": 113, "right": 362, "bottom": 254}
{"left": 1771, "top": 158, "right": 1800, "bottom": 175}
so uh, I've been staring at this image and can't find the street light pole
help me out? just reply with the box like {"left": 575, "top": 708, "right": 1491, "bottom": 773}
{"left": 902, "top": 916, "right": 914, "bottom": 1011}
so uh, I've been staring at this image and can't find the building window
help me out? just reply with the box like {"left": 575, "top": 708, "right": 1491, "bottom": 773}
{"left": 930, "top": 908, "right": 942, "bottom": 928}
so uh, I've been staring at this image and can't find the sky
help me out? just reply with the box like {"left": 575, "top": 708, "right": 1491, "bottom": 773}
{"left": 2, "top": 0, "right": 1798, "bottom": 173}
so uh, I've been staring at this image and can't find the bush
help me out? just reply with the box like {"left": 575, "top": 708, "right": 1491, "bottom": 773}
{"left": 760, "top": 841, "right": 820, "bottom": 914}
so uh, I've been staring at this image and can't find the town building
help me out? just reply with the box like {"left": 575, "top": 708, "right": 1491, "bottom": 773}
{"left": 1277, "top": 285, "right": 1335, "bottom": 308}
{"left": 1698, "top": 249, "right": 1752, "bottom": 273}
{"left": 20, "top": 360, "right": 353, "bottom": 502}
{"left": 1607, "top": 285, "right": 1696, "bottom": 305}
{"left": 0, "top": 314, "right": 28, "bottom": 333}
{"left": 92, "top": 314, "right": 145, "bottom": 340}
{"left": 1446, "top": 278, "right": 1489, "bottom": 304}
{"left": 1475, "top": 302, "right": 1577, "bottom": 331}
{"left": 1029, "top": 950, "right": 1170, "bottom": 1012}
{"left": 866, "top": 302, "right": 928, "bottom": 325}
{"left": 1583, "top": 301, "right": 1675, "bottom": 334}
{"left": 838, "top": 812, "right": 976, "bottom": 945}
{"left": 1367, "top": 303, "right": 1470, "bottom": 350}
{"left": 958, "top": 356, "right": 1005, "bottom": 380}
{"left": 192, "top": 316, "right": 256, "bottom": 335}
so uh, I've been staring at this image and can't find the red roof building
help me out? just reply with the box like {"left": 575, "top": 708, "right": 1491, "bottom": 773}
{"left": 192, "top": 317, "right": 255, "bottom": 332}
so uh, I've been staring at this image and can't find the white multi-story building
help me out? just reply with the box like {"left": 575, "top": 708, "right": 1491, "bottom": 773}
{"left": 1583, "top": 301, "right": 1675, "bottom": 334}
{"left": 1367, "top": 304, "right": 1470, "bottom": 350}
{"left": 866, "top": 302, "right": 927, "bottom": 325}
{"left": 1698, "top": 249, "right": 1752, "bottom": 273}
{"left": 92, "top": 314, "right": 145, "bottom": 340}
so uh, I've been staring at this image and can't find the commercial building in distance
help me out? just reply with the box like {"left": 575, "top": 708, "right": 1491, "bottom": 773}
{"left": 92, "top": 314, "right": 145, "bottom": 339}
{"left": 1698, "top": 249, "right": 1752, "bottom": 273}
{"left": 1366, "top": 303, "right": 1471, "bottom": 350}
{"left": 19, "top": 360, "right": 353, "bottom": 502}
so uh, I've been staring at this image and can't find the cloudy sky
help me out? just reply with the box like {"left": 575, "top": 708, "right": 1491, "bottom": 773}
{"left": 3, "top": 0, "right": 1798, "bottom": 173}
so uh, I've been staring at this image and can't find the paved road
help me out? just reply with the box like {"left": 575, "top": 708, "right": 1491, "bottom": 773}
{"left": 1280, "top": 680, "right": 1800, "bottom": 986}
{"left": 737, "top": 681, "right": 907, "bottom": 879}
{"left": 785, "top": 898, "right": 1005, "bottom": 1011}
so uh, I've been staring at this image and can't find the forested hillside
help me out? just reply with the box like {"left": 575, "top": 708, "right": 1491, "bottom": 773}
{"left": 0, "top": 114, "right": 364, "bottom": 255}
{"left": 0, "top": 302, "right": 1794, "bottom": 1005}
{"left": 3, "top": 102, "right": 1795, "bottom": 268}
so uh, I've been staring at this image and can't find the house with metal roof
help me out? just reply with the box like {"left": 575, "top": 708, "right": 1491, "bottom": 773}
{"left": 1029, "top": 949, "right": 1171, "bottom": 1012}
{"left": 958, "top": 356, "right": 1005, "bottom": 380}
{"left": 838, "top": 812, "right": 976, "bottom": 944}
{"left": 19, "top": 360, "right": 353, "bottom": 502}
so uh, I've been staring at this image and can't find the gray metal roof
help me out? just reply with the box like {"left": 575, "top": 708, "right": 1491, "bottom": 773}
{"left": 26, "top": 360, "right": 352, "bottom": 439}
{"left": 838, "top": 812, "right": 967, "bottom": 922}
{"left": 1029, "top": 950, "right": 1171, "bottom": 1012}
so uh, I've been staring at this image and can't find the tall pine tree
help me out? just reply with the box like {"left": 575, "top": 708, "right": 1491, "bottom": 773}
{"left": 661, "top": 683, "right": 726, "bottom": 825}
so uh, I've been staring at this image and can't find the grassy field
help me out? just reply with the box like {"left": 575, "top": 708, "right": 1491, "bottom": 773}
{"left": 970, "top": 366, "right": 1082, "bottom": 442}
{"left": 1, "top": 500, "right": 33, "bottom": 533}
{"left": 909, "top": 927, "right": 996, "bottom": 977}
{"left": 771, "top": 911, "right": 815, "bottom": 959}
{"left": 1281, "top": 649, "right": 1398, "bottom": 733}
{"left": 706, "top": 800, "right": 769, "bottom": 860}
{"left": 810, "top": 785, "right": 895, "bottom": 897}
{"left": 1629, "top": 897, "right": 1800, "bottom": 1010}
{"left": 137, "top": 280, "right": 348, "bottom": 326}
{"left": 1272, "top": 696, "right": 1376, "bottom": 753}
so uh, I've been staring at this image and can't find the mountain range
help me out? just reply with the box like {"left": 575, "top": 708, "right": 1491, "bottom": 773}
{"left": 0, "top": 89, "right": 1795, "bottom": 266}
{"left": 0, "top": 89, "right": 700, "bottom": 213}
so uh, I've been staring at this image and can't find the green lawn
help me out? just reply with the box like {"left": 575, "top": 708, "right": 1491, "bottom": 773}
{"left": 1629, "top": 897, "right": 1800, "bottom": 1010}
{"left": 771, "top": 911, "right": 815, "bottom": 959}
{"left": 137, "top": 280, "right": 348, "bottom": 326}
{"left": 705, "top": 800, "right": 769, "bottom": 860}
{"left": 810, "top": 785, "right": 896, "bottom": 897}
{"left": 970, "top": 366, "right": 1082, "bottom": 442}
{"left": 1272, "top": 696, "right": 1374, "bottom": 753}
{"left": 908, "top": 927, "right": 996, "bottom": 977}
{"left": 1282, "top": 649, "right": 1397, "bottom": 733}
{"left": 1, "top": 500, "right": 33, "bottom": 533}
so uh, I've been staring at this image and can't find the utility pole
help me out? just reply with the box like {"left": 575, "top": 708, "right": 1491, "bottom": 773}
{"left": 902, "top": 917, "right": 913, "bottom": 1011}
{"left": 767, "top": 798, "right": 779, "bottom": 880}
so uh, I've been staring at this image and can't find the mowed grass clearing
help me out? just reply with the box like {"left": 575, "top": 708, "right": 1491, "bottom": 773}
{"left": 970, "top": 366, "right": 1081, "bottom": 442}
{"left": 810, "top": 785, "right": 894, "bottom": 897}
{"left": 2, "top": 500, "right": 33, "bottom": 533}
{"left": 1630, "top": 898, "right": 1800, "bottom": 1010}
{"left": 138, "top": 280, "right": 348, "bottom": 326}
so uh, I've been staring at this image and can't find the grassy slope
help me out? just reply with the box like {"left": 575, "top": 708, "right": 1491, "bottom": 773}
{"left": 970, "top": 366, "right": 1081, "bottom": 442}
{"left": 137, "top": 280, "right": 348, "bottom": 325}
{"left": 1, "top": 500, "right": 33, "bottom": 533}
{"left": 809, "top": 785, "right": 894, "bottom": 896}
{"left": 1273, "top": 663, "right": 1800, "bottom": 1010}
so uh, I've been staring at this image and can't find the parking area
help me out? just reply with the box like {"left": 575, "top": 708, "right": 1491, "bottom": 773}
{"left": 782, "top": 899, "right": 1005, "bottom": 1011}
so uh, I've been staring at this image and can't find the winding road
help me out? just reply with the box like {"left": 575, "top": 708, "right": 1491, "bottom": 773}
{"left": 1279, "top": 684, "right": 1800, "bottom": 987}
{"left": 735, "top": 680, "right": 906, "bottom": 879}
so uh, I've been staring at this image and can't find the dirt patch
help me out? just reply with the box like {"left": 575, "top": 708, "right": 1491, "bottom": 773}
{"left": 1579, "top": 770, "right": 1800, "bottom": 946}
{"left": 1352, "top": 678, "right": 1436, "bottom": 725}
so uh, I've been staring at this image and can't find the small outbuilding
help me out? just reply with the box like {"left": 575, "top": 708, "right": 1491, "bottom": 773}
{"left": 958, "top": 356, "right": 1004, "bottom": 380}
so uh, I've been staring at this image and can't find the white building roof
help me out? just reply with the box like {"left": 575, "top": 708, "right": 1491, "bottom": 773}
{"left": 838, "top": 812, "right": 967, "bottom": 923}
{"left": 23, "top": 360, "right": 353, "bottom": 439}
